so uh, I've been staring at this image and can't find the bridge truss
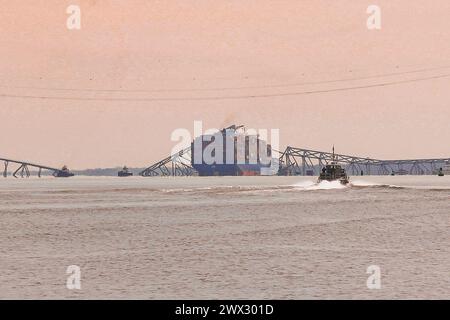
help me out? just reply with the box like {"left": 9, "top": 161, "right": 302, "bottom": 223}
{"left": 279, "top": 147, "right": 450, "bottom": 176}
{"left": 0, "top": 158, "right": 70, "bottom": 178}
{"left": 139, "top": 147, "right": 197, "bottom": 177}
{"left": 139, "top": 145, "right": 449, "bottom": 177}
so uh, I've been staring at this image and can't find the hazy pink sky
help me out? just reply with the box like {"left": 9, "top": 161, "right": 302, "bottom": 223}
{"left": 0, "top": 1, "right": 449, "bottom": 169}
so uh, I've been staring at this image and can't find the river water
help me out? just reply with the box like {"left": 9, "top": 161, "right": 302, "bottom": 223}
{"left": 0, "top": 176, "right": 449, "bottom": 299}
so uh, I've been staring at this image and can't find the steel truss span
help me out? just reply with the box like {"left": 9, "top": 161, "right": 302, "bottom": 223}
{"left": 139, "top": 147, "right": 196, "bottom": 177}
{"left": 0, "top": 158, "right": 71, "bottom": 178}
{"left": 279, "top": 147, "right": 450, "bottom": 176}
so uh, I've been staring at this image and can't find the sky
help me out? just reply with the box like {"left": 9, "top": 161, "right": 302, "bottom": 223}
{"left": 0, "top": 0, "right": 449, "bottom": 169}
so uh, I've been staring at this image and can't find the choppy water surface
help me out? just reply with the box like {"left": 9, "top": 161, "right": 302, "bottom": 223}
{"left": 0, "top": 176, "right": 449, "bottom": 299}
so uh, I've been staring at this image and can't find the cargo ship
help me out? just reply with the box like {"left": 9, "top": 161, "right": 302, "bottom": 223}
{"left": 191, "top": 125, "right": 272, "bottom": 176}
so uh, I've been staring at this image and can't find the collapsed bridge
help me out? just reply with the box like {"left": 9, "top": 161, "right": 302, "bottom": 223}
{"left": 139, "top": 147, "right": 196, "bottom": 177}
{"left": 0, "top": 158, "right": 74, "bottom": 178}
{"left": 140, "top": 146, "right": 450, "bottom": 177}
{"left": 279, "top": 147, "right": 450, "bottom": 176}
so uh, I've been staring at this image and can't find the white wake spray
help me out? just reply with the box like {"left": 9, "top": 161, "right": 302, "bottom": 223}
{"left": 292, "top": 180, "right": 347, "bottom": 190}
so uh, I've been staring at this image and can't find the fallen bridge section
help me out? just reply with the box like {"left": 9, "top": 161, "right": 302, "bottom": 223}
{"left": 0, "top": 158, "right": 74, "bottom": 178}
{"left": 279, "top": 147, "right": 450, "bottom": 176}
{"left": 139, "top": 147, "right": 196, "bottom": 177}
{"left": 140, "top": 145, "right": 450, "bottom": 177}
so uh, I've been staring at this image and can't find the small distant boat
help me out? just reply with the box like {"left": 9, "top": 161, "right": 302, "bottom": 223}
{"left": 438, "top": 160, "right": 450, "bottom": 176}
{"left": 54, "top": 165, "right": 74, "bottom": 178}
{"left": 435, "top": 161, "right": 450, "bottom": 176}
{"left": 318, "top": 147, "right": 349, "bottom": 185}
{"left": 118, "top": 166, "right": 133, "bottom": 177}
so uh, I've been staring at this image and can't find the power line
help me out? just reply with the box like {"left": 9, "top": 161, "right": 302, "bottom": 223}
{"left": 1, "top": 65, "right": 450, "bottom": 94}
{"left": 0, "top": 73, "right": 449, "bottom": 102}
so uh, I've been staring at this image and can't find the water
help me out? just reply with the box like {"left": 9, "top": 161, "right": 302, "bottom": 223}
{"left": 0, "top": 176, "right": 449, "bottom": 299}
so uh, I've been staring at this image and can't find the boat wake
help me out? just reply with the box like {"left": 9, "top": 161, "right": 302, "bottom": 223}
{"left": 292, "top": 179, "right": 450, "bottom": 191}
{"left": 292, "top": 180, "right": 348, "bottom": 190}
{"left": 349, "top": 181, "right": 405, "bottom": 189}
{"left": 350, "top": 180, "right": 450, "bottom": 191}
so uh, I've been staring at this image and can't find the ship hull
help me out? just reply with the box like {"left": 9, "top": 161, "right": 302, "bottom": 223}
{"left": 192, "top": 164, "right": 267, "bottom": 176}
{"left": 118, "top": 172, "right": 133, "bottom": 177}
{"left": 54, "top": 172, "right": 74, "bottom": 178}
